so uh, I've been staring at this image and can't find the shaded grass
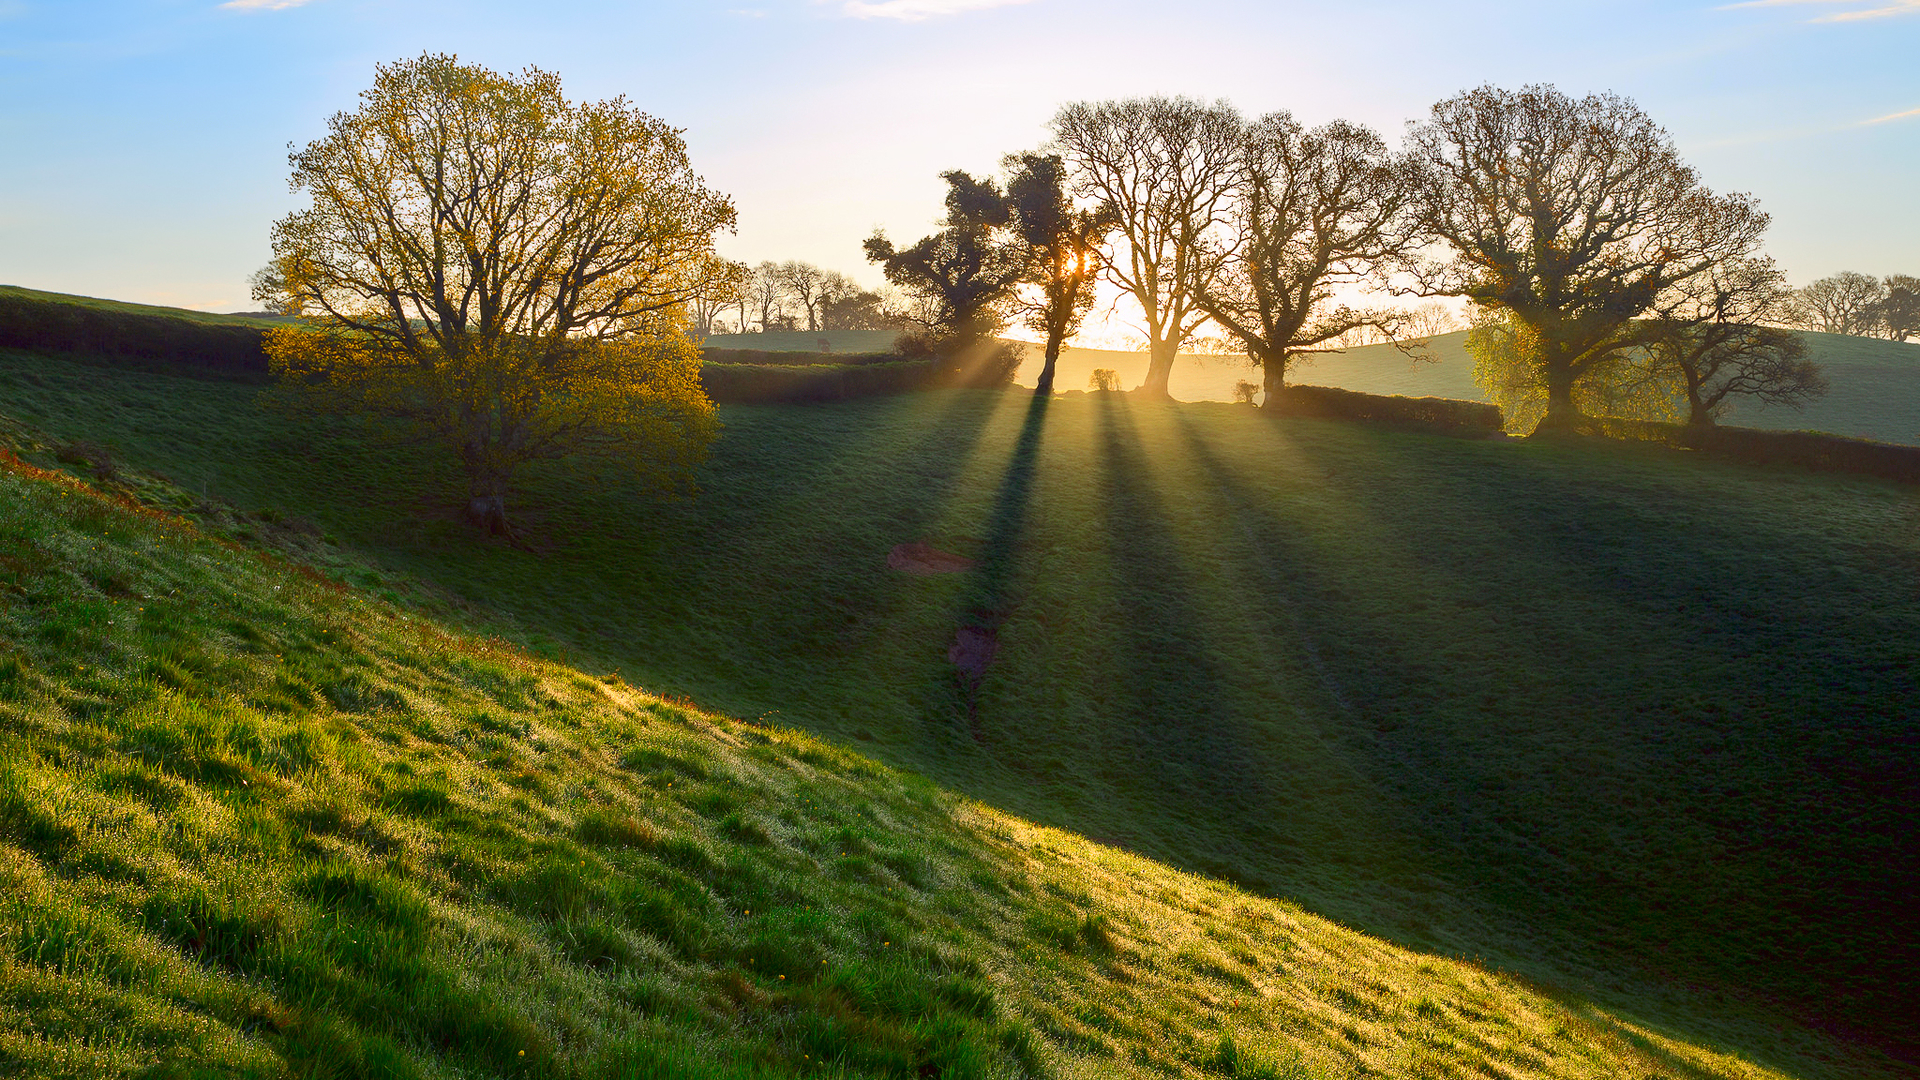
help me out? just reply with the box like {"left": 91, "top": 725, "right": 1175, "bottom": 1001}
{"left": 0, "top": 346, "right": 1916, "bottom": 1076}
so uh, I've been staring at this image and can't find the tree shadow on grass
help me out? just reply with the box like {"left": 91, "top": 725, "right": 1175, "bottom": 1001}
{"left": 1261, "top": 415, "right": 1920, "bottom": 1064}
{"left": 1064, "top": 392, "right": 1299, "bottom": 883}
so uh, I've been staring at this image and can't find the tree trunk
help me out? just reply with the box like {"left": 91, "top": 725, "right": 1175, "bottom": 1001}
{"left": 1139, "top": 337, "right": 1177, "bottom": 398}
{"left": 1534, "top": 364, "right": 1581, "bottom": 433}
{"left": 465, "top": 494, "right": 510, "bottom": 536}
{"left": 1260, "top": 353, "right": 1287, "bottom": 405}
{"left": 1035, "top": 334, "right": 1062, "bottom": 395}
{"left": 1685, "top": 383, "right": 1714, "bottom": 426}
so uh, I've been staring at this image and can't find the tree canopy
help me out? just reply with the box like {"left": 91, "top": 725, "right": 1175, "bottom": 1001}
{"left": 865, "top": 170, "right": 1027, "bottom": 386}
{"left": 261, "top": 54, "right": 732, "bottom": 535}
{"left": 1187, "top": 112, "right": 1412, "bottom": 401}
{"left": 1052, "top": 97, "right": 1242, "bottom": 398}
{"left": 1405, "top": 85, "right": 1767, "bottom": 431}
{"left": 1004, "top": 152, "right": 1114, "bottom": 395}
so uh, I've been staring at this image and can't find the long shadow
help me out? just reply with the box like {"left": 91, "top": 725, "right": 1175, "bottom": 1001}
{"left": 1253, "top": 415, "right": 1920, "bottom": 1062}
{"left": 935, "top": 391, "right": 1053, "bottom": 740}
{"left": 1066, "top": 393, "right": 1285, "bottom": 876}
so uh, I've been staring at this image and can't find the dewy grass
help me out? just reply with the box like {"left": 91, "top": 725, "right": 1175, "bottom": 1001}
{"left": 0, "top": 449, "right": 1881, "bottom": 1080}
{"left": 0, "top": 347, "right": 1915, "bottom": 1078}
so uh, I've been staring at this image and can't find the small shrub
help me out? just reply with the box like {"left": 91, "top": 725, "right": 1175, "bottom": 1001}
{"left": 1232, "top": 379, "right": 1261, "bottom": 405}
{"left": 1089, "top": 368, "right": 1120, "bottom": 393}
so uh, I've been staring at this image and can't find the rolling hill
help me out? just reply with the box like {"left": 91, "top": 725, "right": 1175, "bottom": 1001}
{"left": 0, "top": 399, "right": 1879, "bottom": 1078}
{"left": 0, "top": 333, "right": 1914, "bottom": 1078}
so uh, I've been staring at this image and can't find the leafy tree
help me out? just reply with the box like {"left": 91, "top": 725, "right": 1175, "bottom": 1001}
{"left": 1187, "top": 112, "right": 1412, "bottom": 402}
{"left": 1872, "top": 274, "right": 1918, "bottom": 341}
{"left": 1792, "top": 272, "right": 1886, "bottom": 337}
{"left": 261, "top": 54, "right": 730, "bottom": 536}
{"left": 821, "top": 284, "right": 908, "bottom": 332}
{"left": 1466, "top": 313, "right": 1682, "bottom": 433}
{"left": 1052, "top": 97, "right": 1242, "bottom": 397}
{"left": 1004, "top": 152, "right": 1114, "bottom": 395}
{"left": 865, "top": 170, "right": 1027, "bottom": 386}
{"left": 1405, "top": 85, "right": 1767, "bottom": 431}
{"left": 1646, "top": 259, "right": 1825, "bottom": 425}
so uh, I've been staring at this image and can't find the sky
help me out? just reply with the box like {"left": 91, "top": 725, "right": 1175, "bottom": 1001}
{"left": 0, "top": 0, "right": 1915, "bottom": 315}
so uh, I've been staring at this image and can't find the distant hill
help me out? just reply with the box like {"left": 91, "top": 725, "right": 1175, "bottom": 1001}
{"left": 0, "top": 283, "right": 290, "bottom": 328}
{"left": 1014, "top": 330, "right": 1920, "bottom": 444}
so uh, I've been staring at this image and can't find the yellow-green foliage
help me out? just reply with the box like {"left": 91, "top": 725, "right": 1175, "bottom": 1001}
{"left": 0, "top": 454, "right": 1884, "bottom": 1079}
{"left": 1466, "top": 314, "right": 1684, "bottom": 433}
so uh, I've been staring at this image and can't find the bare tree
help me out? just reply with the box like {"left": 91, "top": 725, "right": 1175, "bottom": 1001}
{"left": 1402, "top": 301, "right": 1461, "bottom": 340}
{"left": 779, "top": 261, "right": 829, "bottom": 332}
{"left": 1647, "top": 258, "right": 1825, "bottom": 425}
{"left": 1005, "top": 152, "right": 1115, "bottom": 395}
{"left": 1404, "top": 85, "right": 1768, "bottom": 431}
{"left": 1053, "top": 97, "right": 1242, "bottom": 398}
{"left": 1794, "top": 272, "right": 1888, "bottom": 337}
{"left": 1187, "top": 112, "right": 1412, "bottom": 402}
{"left": 1878, "top": 275, "right": 1920, "bottom": 342}
{"left": 747, "top": 261, "right": 787, "bottom": 333}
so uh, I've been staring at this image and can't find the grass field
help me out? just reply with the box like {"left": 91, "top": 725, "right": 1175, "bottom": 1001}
{"left": 1, "top": 345, "right": 1914, "bottom": 1078}
{"left": 2, "top": 400, "right": 1879, "bottom": 1079}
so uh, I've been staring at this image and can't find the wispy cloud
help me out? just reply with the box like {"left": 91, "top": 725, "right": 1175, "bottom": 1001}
{"left": 1718, "top": 0, "right": 1920, "bottom": 22}
{"left": 837, "top": 0, "right": 1034, "bottom": 21}
{"left": 219, "top": 0, "right": 314, "bottom": 10}
{"left": 1860, "top": 105, "right": 1920, "bottom": 124}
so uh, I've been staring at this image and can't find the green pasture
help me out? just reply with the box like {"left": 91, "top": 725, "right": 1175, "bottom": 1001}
{"left": 6, "top": 390, "right": 1884, "bottom": 1078}
{"left": 1, "top": 345, "right": 1914, "bottom": 1077}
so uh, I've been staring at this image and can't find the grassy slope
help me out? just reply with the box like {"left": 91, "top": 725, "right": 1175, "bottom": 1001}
{"left": 2, "top": 348, "right": 1914, "bottom": 1079}
{"left": 0, "top": 424, "right": 1839, "bottom": 1080}
{"left": 0, "top": 285, "right": 286, "bottom": 329}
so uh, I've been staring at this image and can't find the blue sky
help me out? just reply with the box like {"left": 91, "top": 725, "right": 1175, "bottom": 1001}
{"left": 0, "top": 0, "right": 1915, "bottom": 312}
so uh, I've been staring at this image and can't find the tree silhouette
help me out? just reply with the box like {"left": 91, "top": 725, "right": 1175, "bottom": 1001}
{"left": 1647, "top": 258, "right": 1825, "bottom": 425}
{"left": 1053, "top": 97, "right": 1241, "bottom": 398}
{"left": 1188, "top": 112, "right": 1412, "bottom": 402}
{"left": 1004, "top": 152, "right": 1115, "bottom": 396}
{"left": 865, "top": 170, "right": 1026, "bottom": 386}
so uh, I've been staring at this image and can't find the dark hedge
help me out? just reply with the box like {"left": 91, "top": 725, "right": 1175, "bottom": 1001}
{"left": 1574, "top": 415, "right": 1920, "bottom": 483}
{"left": 1268, "top": 384, "right": 1506, "bottom": 435}
{"left": 699, "top": 348, "right": 907, "bottom": 368}
{"left": 698, "top": 359, "right": 944, "bottom": 403}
